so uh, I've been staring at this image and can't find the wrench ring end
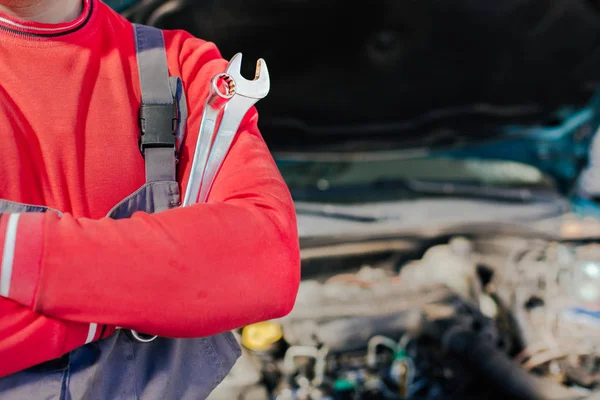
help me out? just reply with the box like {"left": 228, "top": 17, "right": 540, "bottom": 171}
{"left": 211, "top": 73, "right": 236, "bottom": 100}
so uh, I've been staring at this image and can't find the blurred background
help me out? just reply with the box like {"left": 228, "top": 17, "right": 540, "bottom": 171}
{"left": 111, "top": 1, "right": 600, "bottom": 399}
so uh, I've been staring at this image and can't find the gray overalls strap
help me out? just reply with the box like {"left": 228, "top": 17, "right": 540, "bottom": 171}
{"left": 0, "top": 24, "right": 241, "bottom": 400}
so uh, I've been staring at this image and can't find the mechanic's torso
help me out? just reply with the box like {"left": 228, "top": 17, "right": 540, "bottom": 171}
{"left": 0, "top": 0, "right": 164, "bottom": 218}
{"left": 0, "top": 13, "right": 242, "bottom": 398}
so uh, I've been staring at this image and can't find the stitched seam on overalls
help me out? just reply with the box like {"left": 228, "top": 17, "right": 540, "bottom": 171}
{"left": 223, "top": 331, "right": 239, "bottom": 353}
{"left": 84, "top": 343, "right": 107, "bottom": 400}
{"left": 205, "top": 338, "right": 225, "bottom": 387}
{"left": 132, "top": 340, "right": 140, "bottom": 400}
{"left": 59, "top": 364, "right": 70, "bottom": 400}
{"left": 168, "top": 187, "right": 180, "bottom": 208}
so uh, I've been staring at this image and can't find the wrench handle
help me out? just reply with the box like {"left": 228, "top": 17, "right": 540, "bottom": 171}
{"left": 197, "top": 97, "right": 257, "bottom": 203}
{"left": 183, "top": 73, "right": 235, "bottom": 206}
{"left": 182, "top": 106, "right": 220, "bottom": 206}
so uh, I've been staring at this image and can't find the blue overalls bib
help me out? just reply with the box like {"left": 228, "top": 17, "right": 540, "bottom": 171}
{"left": 0, "top": 24, "right": 241, "bottom": 400}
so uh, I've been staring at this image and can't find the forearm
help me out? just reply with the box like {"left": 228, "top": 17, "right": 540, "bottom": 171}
{"left": 0, "top": 298, "right": 114, "bottom": 378}
{"left": 0, "top": 129, "right": 300, "bottom": 338}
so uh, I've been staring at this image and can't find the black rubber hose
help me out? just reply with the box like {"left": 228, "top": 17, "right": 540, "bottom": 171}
{"left": 443, "top": 328, "right": 584, "bottom": 400}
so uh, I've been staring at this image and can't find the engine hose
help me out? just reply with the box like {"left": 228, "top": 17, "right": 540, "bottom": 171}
{"left": 442, "top": 328, "right": 585, "bottom": 400}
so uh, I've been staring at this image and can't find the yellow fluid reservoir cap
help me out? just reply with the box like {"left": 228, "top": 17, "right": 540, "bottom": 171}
{"left": 242, "top": 322, "right": 283, "bottom": 351}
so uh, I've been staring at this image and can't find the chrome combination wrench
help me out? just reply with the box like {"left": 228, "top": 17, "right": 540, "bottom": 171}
{"left": 183, "top": 72, "right": 236, "bottom": 206}
{"left": 196, "top": 53, "right": 270, "bottom": 203}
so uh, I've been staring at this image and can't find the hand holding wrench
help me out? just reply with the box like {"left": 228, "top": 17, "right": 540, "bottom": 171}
{"left": 129, "top": 73, "right": 235, "bottom": 343}
{"left": 127, "top": 57, "right": 266, "bottom": 344}
{"left": 196, "top": 53, "right": 270, "bottom": 203}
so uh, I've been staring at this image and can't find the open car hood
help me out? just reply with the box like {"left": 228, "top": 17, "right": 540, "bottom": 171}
{"left": 111, "top": 0, "right": 600, "bottom": 152}
{"left": 113, "top": 0, "right": 600, "bottom": 241}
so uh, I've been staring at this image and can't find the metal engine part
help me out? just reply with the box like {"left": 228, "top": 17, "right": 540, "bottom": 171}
{"left": 214, "top": 235, "right": 600, "bottom": 399}
{"left": 477, "top": 237, "right": 600, "bottom": 392}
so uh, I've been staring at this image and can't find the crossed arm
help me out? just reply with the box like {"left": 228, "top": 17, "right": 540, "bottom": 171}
{"left": 0, "top": 113, "right": 300, "bottom": 377}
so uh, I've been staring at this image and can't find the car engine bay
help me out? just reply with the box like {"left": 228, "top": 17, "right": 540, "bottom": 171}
{"left": 212, "top": 232, "right": 600, "bottom": 400}
{"left": 106, "top": 2, "right": 600, "bottom": 399}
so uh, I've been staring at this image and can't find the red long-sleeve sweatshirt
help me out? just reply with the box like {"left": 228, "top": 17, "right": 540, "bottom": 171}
{"left": 0, "top": 0, "right": 300, "bottom": 378}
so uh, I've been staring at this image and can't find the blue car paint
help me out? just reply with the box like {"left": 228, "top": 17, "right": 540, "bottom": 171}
{"left": 438, "top": 104, "right": 597, "bottom": 193}
{"left": 276, "top": 92, "right": 600, "bottom": 218}
{"left": 434, "top": 93, "right": 600, "bottom": 216}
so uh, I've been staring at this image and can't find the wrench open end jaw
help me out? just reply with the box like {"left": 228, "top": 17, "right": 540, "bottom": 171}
{"left": 226, "top": 53, "right": 270, "bottom": 99}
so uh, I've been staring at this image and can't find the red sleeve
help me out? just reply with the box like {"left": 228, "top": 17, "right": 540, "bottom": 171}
{"left": 0, "top": 33, "right": 300, "bottom": 339}
{"left": 0, "top": 298, "right": 115, "bottom": 378}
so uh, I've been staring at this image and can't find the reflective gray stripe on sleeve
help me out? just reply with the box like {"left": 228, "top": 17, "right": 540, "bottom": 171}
{"left": 0, "top": 213, "right": 20, "bottom": 297}
{"left": 86, "top": 323, "right": 98, "bottom": 344}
